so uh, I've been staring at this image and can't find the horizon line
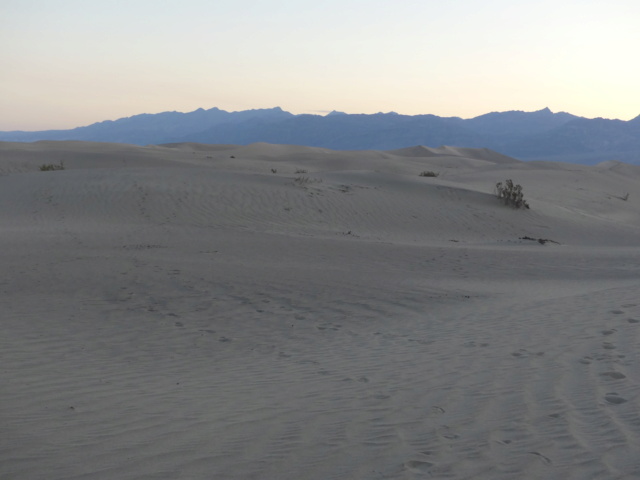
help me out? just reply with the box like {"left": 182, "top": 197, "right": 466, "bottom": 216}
{"left": 3, "top": 106, "right": 639, "bottom": 133}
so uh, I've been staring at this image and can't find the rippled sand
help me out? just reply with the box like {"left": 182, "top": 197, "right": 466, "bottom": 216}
{"left": 2, "top": 141, "right": 640, "bottom": 479}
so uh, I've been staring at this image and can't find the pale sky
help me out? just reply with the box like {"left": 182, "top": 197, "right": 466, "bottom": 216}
{"left": 2, "top": 0, "right": 640, "bottom": 131}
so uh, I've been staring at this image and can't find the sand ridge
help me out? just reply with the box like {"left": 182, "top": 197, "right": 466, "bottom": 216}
{"left": 1, "top": 141, "right": 640, "bottom": 479}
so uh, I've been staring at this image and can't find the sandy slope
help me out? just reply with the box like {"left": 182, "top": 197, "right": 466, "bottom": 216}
{"left": 1, "top": 141, "right": 640, "bottom": 479}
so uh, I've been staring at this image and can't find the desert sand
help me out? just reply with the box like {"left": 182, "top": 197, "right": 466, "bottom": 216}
{"left": 1, "top": 140, "right": 640, "bottom": 479}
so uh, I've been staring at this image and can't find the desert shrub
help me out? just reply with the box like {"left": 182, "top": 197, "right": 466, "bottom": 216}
{"left": 295, "top": 169, "right": 308, "bottom": 174}
{"left": 294, "top": 176, "right": 322, "bottom": 186}
{"left": 496, "top": 179, "right": 529, "bottom": 209}
{"left": 271, "top": 168, "right": 277, "bottom": 174}
{"left": 294, "top": 176, "right": 311, "bottom": 185}
{"left": 39, "top": 161, "right": 65, "bottom": 171}
{"left": 419, "top": 171, "right": 439, "bottom": 177}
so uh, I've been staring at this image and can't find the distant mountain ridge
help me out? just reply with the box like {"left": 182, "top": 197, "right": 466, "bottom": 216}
{"left": 2, "top": 107, "right": 640, "bottom": 164}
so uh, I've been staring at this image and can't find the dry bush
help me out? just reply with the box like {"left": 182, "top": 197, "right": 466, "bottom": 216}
{"left": 294, "top": 176, "right": 322, "bottom": 186}
{"left": 496, "top": 179, "right": 529, "bottom": 209}
{"left": 39, "top": 161, "right": 65, "bottom": 171}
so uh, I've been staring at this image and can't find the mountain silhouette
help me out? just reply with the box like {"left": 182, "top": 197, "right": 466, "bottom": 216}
{"left": 2, "top": 107, "right": 639, "bottom": 164}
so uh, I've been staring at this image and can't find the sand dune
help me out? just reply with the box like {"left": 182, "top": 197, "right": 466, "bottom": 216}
{"left": 2, "top": 141, "right": 640, "bottom": 479}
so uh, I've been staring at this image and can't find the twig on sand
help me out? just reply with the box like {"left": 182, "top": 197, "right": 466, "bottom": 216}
{"left": 520, "top": 236, "right": 560, "bottom": 245}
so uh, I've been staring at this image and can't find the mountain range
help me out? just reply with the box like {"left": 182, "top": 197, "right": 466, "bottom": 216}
{"left": 2, "top": 107, "right": 640, "bottom": 164}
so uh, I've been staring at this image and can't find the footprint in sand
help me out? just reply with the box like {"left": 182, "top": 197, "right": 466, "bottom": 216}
{"left": 628, "top": 318, "right": 640, "bottom": 324}
{"left": 463, "top": 341, "right": 489, "bottom": 348}
{"left": 601, "top": 329, "right": 616, "bottom": 336}
{"left": 602, "top": 342, "right": 616, "bottom": 350}
{"left": 610, "top": 309, "right": 625, "bottom": 315}
{"left": 405, "top": 460, "right": 434, "bottom": 472}
{"left": 604, "top": 393, "right": 628, "bottom": 405}
{"left": 317, "top": 323, "right": 341, "bottom": 331}
{"left": 600, "top": 371, "right": 626, "bottom": 380}
{"left": 511, "top": 349, "right": 544, "bottom": 358}
{"left": 437, "top": 425, "right": 459, "bottom": 440}
{"left": 591, "top": 352, "right": 626, "bottom": 363}
{"left": 373, "top": 393, "right": 390, "bottom": 400}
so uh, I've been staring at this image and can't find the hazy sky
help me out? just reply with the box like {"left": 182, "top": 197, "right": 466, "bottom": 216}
{"left": 3, "top": 0, "right": 640, "bottom": 130}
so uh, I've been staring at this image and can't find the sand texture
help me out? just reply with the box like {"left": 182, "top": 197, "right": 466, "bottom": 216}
{"left": 2, "top": 140, "right": 640, "bottom": 479}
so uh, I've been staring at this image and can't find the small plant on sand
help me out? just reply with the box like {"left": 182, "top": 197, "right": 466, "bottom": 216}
{"left": 39, "top": 161, "right": 65, "bottom": 171}
{"left": 294, "top": 176, "right": 311, "bottom": 185}
{"left": 294, "top": 175, "right": 322, "bottom": 186}
{"left": 419, "top": 170, "right": 439, "bottom": 177}
{"left": 271, "top": 168, "right": 277, "bottom": 174}
{"left": 496, "top": 179, "right": 529, "bottom": 209}
{"left": 295, "top": 169, "right": 308, "bottom": 174}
